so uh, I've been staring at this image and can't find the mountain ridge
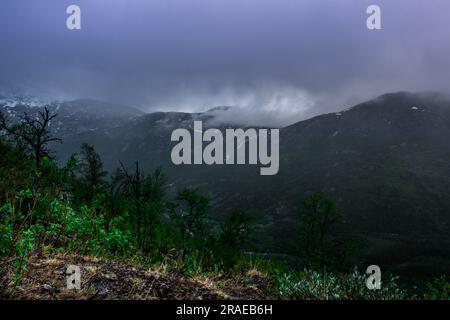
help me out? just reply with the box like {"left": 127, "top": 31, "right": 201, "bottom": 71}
{"left": 2, "top": 91, "right": 450, "bottom": 275}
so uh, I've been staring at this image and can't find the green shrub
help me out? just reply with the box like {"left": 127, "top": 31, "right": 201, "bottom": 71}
{"left": 277, "top": 268, "right": 413, "bottom": 300}
{"left": 0, "top": 204, "right": 14, "bottom": 255}
{"left": 424, "top": 276, "right": 450, "bottom": 300}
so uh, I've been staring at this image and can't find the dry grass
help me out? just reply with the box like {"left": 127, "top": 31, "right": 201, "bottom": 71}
{"left": 0, "top": 254, "right": 271, "bottom": 300}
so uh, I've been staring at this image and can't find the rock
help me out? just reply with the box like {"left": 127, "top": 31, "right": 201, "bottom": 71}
{"left": 41, "top": 284, "right": 54, "bottom": 292}
{"left": 84, "top": 266, "right": 96, "bottom": 272}
{"left": 104, "top": 273, "right": 117, "bottom": 280}
{"left": 97, "top": 287, "right": 109, "bottom": 297}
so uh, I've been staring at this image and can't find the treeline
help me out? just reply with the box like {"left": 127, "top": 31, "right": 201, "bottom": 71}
{"left": 0, "top": 108, "right": 255, "bottom": 280}
{"left": 1, "top": 108, "right": 449, "bottom": 299}
{"left": 0, "top": 107, "right": 361, "bottom": 271}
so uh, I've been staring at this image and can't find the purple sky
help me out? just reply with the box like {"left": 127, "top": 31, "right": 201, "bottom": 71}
{"left": 1, "top": 0, "right": 450, "bottom": 125}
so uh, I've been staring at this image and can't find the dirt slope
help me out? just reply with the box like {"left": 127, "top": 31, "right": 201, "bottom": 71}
{"left": 0, "top": 254, "right": 271, "bottom": 300}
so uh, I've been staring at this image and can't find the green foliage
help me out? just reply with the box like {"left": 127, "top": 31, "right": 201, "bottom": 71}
{"left": 424, "top": 276, "right": 450, "bottom": 300}
{"left": 11, "top": 225, "right": 41, "bottom": 285}
{"left": 219, "top": 209, "right": 253, "bottom": 249}
{"left": 108, "top": 162, "right": 168, "bottom": 254}
{"left": 298, "top": 193, "right": 341, "bottom": 266}
{"left": 175, "top": 188, "right": 209, "bottom": 237}
{"left": 0, "top": 138, "right": 34, "bottom": 202}
{"left": 172, "top": 188, "right": 209, "bottom": 259}
{"left": 45, "top": 200, "right": 132, "bottom": 255}
{"left": 0, "top": 204, "right": 14, "bottom": 255}
{"left": 74, "top": 143, "right": 108, "bottom": 204}
{"left": 182, "top": 249, "right": 222, "bottom": 275}
{"left": 0, "top": 110, "right": 447, "bottom": 300}
{"left": 212, "top": 210, "right": 254, "bottom": 269}
{"left": 277, "top": 268, "right": 412, "bottom": 300}
{"left": 297, "top": 193, "right": 367, "bottom": 270}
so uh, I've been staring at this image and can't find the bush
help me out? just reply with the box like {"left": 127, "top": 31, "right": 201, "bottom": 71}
{"left": 276, "top": 268, "right": 413, "bottom": 300}
{"left": 0, "top": 204, "right": 14, "bottom": 255}
{"left": 48, "top": 201, "right": 132, "bottom": 255}
{"left": 424, "top": 276, "right": 450, "bottom": 300}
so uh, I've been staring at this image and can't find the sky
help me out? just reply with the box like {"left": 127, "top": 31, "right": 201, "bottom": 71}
{"left": 1, "top": 0, "right": 450, "bottom": 126}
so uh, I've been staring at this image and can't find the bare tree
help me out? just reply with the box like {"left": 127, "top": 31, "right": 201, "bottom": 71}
{"left": 0, "top": 106, "right": 61, "bottom": 168}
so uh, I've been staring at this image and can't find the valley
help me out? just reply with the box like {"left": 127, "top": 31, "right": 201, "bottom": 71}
{"left": 2, "top": 90, "right": 450, "bottom": 279}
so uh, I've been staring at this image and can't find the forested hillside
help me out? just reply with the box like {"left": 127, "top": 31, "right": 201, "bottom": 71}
{"left": 1, "top": 97, "right": 449, "bottom": 299}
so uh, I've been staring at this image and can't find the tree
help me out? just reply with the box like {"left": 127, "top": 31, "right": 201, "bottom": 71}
{"left": 215, "top": 209, "right": 253, "bottom": 269}
{"left": 219, "top": 209, "right": 253, "bottom": 249}
{"left": 298, "top": 193, "right": 368, "bottom": 271}
{"left": 117, "top": 162, "right": 166, "bottom": 252}
{"left": 0, "top": 137, "right": 34, "bottom": 202}
{"left": 298, "top": 193, "right": 341, "bottom": 268}
{"left": 78, "top": 143, "right": 107, "bottom": 203}
{"left": 0, "top": 107, "right": 61, "bottom": 169}
{"left": 174, "top": 188, "right": 209, "bottom": 258}
{"left": 119, "top": 161, "right": 145, "bottom": 245}
{"left": 140, "top": 167, "right": 166, "bottom": 253}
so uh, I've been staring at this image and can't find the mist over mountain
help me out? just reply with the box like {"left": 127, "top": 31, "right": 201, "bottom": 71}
{"left": 3, "top": 0, "right": 450, "bottom": 300}
{"left": 2, "top": 90, "right": 450, "bottom": 277}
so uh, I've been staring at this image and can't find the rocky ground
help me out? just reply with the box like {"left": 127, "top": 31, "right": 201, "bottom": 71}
{"left": 0, "top": 254, "right": 272, "bottom": 300}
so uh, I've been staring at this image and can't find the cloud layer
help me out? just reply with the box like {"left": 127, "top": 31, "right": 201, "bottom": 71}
{"left": 1, "top": 0, "right": 450, "bottom": 125}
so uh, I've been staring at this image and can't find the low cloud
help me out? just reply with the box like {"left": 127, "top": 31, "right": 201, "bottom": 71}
{"left": 192, "top": 83, "right": 318, "bottom": 127}
{"left": 1, "top": 0, "right": 450, "bottom": 126}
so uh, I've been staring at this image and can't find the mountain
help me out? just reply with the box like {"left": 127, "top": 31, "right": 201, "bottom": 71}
{"left": 277, "top": 91, "right": 450, "bottom": 236}
{"left": 0, "top": 97, "right": 145, "bottom": 137}
{"left": 0, "top": 89, "right": 55, "bottom": 108}
{"left": 2, "top": 91, "right": 450, "bottom": 276}
{"left": 50, "top": 107, "right": 243, "bottom": 178}
{"left": 225, "top": 91, "right": 450, "bottom": 276}
{"left": 264, "top": 92, "right": 450, "bottom": 272}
